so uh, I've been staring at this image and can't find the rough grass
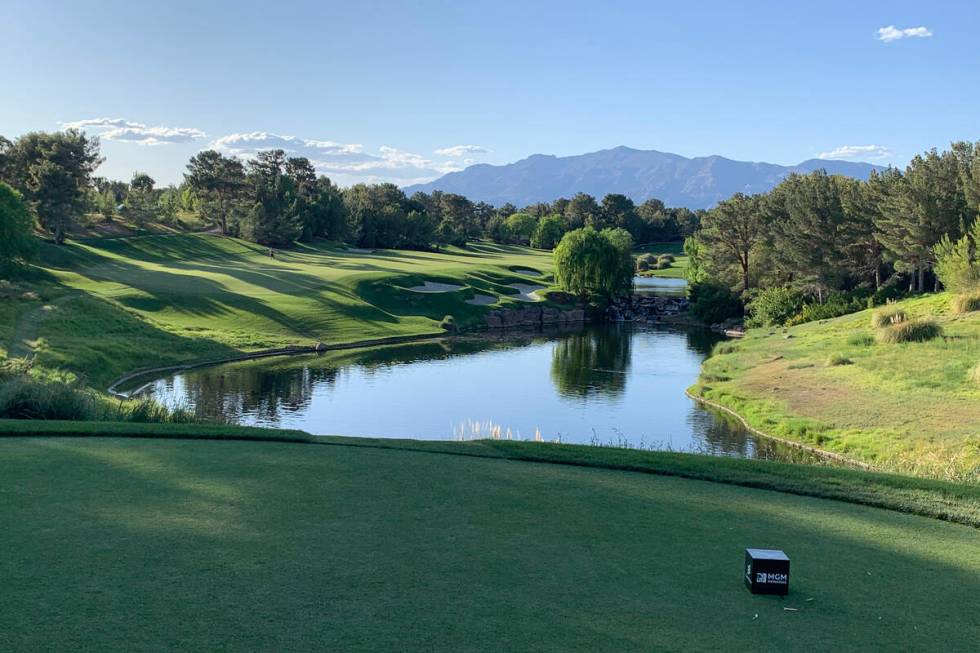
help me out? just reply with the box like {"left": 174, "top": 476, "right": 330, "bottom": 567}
{"left": 875, "top": 319, "right": 943, "bottom": 344}
{"left": 952, "top": 292, "right": 980, "bottom": 314}
{"left": 692, "top": 293, "right": 980, "bottom": 481}
{"left": 871, "top": 306, "right": 908, "bottom": 328}
{"left": 0, "top": 432, "right": 978, "bottom": 651}
{"left": 2, "top": 234, "right": 556, "bottom": 386}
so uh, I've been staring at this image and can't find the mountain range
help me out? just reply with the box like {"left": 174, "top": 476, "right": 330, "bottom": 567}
{"left": 405, "top": 146, "right": 885, "bottom": 209}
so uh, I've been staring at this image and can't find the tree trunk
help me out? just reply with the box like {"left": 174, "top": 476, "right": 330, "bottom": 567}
{"left": 874, "top": 266, "right": 881, "bottom": 290}
{"left": 918, "top": 264, "right": 925, "bottom": 294}
{"left": 741, "top": 256, "right": 750, "bottom": 292}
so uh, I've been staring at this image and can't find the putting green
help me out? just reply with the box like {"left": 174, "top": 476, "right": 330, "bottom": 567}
{"left": 1, "top": 437, "right": 976, "bottom": 651}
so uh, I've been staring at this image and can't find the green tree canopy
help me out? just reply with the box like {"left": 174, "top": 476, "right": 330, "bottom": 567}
{"left": 530, "top": 214, "right": 566, "bottom": 249}
{"left": 554, "top": 227, "right": 634, "bottom": 300}
{"left": 0, "top": 182, "right": 37, "bottom": 274}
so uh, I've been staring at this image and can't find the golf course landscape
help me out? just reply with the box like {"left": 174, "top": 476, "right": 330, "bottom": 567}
{"left": 5, "top": 234, "right": 558, "bottom": 386}
{"left": 2, "top": 232, "right": 979, "bottom": 650}
{"left": 5, "top": 6, "right": 980, "bottom": 646}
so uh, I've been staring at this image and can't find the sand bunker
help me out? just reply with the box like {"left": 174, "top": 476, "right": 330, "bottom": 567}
{"left": 407, "top": 281, "right": 464, "bottom": 293}
{"left": 509, "top": 283, "right": 546, "bottom": 302}
{"left": 511, "top": 267, "right": 543, "bottom": 277}
{"left": 465, "top": 293, "right": 497, "bottom": 306}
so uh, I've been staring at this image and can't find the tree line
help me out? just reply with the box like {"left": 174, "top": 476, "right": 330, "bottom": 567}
{"left": 0, "top": 130, "right": 698, "bottom": 269}
{"left": 687, "top": 142, "right": 980, "bottom": 325}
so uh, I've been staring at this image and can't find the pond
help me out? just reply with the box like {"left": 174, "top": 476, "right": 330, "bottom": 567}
{"left": 136, "top": 314, "right": 818, "bottom": 463}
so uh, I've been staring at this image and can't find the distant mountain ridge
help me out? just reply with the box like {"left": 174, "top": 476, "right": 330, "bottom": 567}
{"left": 404, "top": 146, "right": 885, "bottom": 209}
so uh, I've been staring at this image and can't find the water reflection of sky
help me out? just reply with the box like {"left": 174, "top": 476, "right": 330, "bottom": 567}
{"left": 145, "top": 323, "right": 817, "bottom": 463}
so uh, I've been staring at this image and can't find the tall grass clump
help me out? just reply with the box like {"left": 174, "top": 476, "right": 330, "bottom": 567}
{"left": 951, "top": 292, "right": 980, "bottom": 314}
{"left": 871, "top": 306, "right": 907, "bottom": 329}
{"left": 826, "top": 353, "right": 853, "bottom": 366}
{"left": 969, "top": 362, "right": 980, "bottom": 386}
{"left": 0, "top": 376, "right": 96, "bottom": 420}
{"left": 876, "top": 319, "right": 943, "bottom": 344}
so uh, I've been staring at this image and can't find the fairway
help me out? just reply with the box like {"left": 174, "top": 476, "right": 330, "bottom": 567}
{"left": 18, "top": 234, "right": 557, "bottom": 385}
{"left": 1, "top": 436, "right": 977, "bottom": 652}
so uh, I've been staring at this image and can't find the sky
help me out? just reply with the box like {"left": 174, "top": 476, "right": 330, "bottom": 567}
{"left": 2, "top": 0, "right": 977, "bottom": 186}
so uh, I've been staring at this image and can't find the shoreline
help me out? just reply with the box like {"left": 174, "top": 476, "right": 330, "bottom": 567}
{"left": 685, "top": 389, "right": 869, "bottom": 469}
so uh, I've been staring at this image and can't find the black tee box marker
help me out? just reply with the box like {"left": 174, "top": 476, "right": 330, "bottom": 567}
{"left": 744, "top": 549, "right": 790, "bottom": 595}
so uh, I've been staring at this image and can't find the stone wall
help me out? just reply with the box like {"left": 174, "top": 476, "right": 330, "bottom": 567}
{"left": 485, "top": 307, "right": 586, "bottom": 329}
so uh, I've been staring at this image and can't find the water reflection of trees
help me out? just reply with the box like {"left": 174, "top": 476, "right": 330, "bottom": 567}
{"left": 550, "top": 326, "right": 632, "bottom": 399}
{"left": 178, "top": 363, "right": 339, "bottom": 423}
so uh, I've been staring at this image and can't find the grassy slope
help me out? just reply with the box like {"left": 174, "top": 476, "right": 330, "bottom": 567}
{"left": 1, "top": 432, "right": 977, "bottom": 652}
{"left": 634, "top": 241, "right": 689, "bottom": 278}
{"left": 4, "top": 234, "right": 556, "bottom": 386}
{"left": 692, "top": 293, "right": 980, "bottom": 481}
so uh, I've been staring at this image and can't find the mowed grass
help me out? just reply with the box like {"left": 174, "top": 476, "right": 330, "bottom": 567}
{"left": 1, "top": 434, "right": 978, "bottom": 652}
{"left": 10, "top": 234, "right": 556, "bottom": 385}
{"left": 634, "top": 241, "right": 689, "bottom": 278}
{"left": 692, "top": 293, "right": 980, "bottom": 481}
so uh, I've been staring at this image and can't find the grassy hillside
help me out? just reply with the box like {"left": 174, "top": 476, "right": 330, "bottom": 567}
{"left": 3, "top": 234, "right": 557, "bottom": 385}
{"left": 692, "top": 293, "right": 980, "bottom": 481}
{"left": 1, "top": 432, "right": 977, "bottom": 651}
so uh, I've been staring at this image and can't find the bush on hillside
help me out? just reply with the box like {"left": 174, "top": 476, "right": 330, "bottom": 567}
{"left": 951, "top": 292, "right": 980, "bottom": 314}
{"left": 786, "top": 294, "right": 866, "bottom": 326}
{"left": 876, "top": 319, "right": 943, "bottom": 344}
{"left": 826, "top": 353, "right": 853, "bottom": 366}
{"left": 871, "top": 306, "right": 908, "bottom": 329}
{"left": 635, "top": 253, "right": 656, "bottom": 272}
{"left": 688, "top": 281, "right": 743, "bottom": 324}
{"left": 0, "top": 376, "right": 96, "bottom": 420}
{"left": 745, "top": 286, "right": 805, "bottom": 327}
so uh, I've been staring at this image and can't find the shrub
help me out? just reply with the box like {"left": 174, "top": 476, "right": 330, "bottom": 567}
{"left": 786, "top": 294, "right": 866, "bottom": 326}
{"left": 871, "top": 307, "right": 908, "bottom": 329}
{"left": 826, "top": 353, "right": 853, "bottom": 366}
{"left": 0, "top": 377, "right": 96, "bottom": 420}
{"left": 688, "top": 281, "right": 743, "bottom": 324}
{"left": 657, "top": 253, "right": 675, "bottom": 264}
{"left": 745, "top": 286, "right": 805, "bottom": 327}
{"left": 440, "top": 315, "right": 457, "bottom": 332}
{"left": 876, "top": 319, "right": 943, "bottom": 344}
{"left": 847, "top": 333, "right": 875, "bottom": 347}
{"left": 951, "top": 292, "right": 980, "bottom": 314}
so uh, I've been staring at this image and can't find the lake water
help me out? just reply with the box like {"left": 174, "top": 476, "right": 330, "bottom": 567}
{"left": 137, "top": 282, "right": 818, "bottom": 462}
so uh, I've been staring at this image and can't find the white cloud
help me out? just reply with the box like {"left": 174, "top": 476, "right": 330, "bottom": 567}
{"left": 877, "top": 25, "right": 932, "bottom": 42}
{"left": 818, "top": 145, "right": 893, "bottom": 161}
{"left": 211, "top": 132, "right": 464, "bottom": 184}
{"left": 61, "top": 117, "right": 206, "bottom": 145}
{"left": 434, "top": 144, "right": 489, "bottom": 157}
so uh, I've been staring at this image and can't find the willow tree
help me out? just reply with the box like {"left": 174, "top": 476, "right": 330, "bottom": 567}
{"left": 553, "top": 226, "right": 633, "bottom": 300}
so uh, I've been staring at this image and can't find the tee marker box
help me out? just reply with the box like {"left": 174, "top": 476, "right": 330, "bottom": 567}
{"left": 744, "top": 548, "right": 790, "bottom": 595}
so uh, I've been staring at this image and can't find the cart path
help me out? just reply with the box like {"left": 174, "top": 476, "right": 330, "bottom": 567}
{"left": 8, "top": 293, "right": 81, "bottom": 359}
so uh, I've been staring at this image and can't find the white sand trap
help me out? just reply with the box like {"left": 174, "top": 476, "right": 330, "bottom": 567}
{"left": 407, "top": 281, "right": 464, "bottom": 293}
{"left": 466, "top": 293, "right": 497, "bottom": 306}
{"left": 509, "top": 283, "right": 546, "bottom": 302}
{"left": 512, "top": 267, "right": 543, "bottom": 277}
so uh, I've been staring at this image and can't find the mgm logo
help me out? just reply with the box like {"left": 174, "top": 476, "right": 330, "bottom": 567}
{"left": 755, "top": 571, "right": 788, "bottom": 584}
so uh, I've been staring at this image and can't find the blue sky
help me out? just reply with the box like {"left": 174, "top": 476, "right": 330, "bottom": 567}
{"left": 3, "top": 0, "right": 977, "bottom": 186}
